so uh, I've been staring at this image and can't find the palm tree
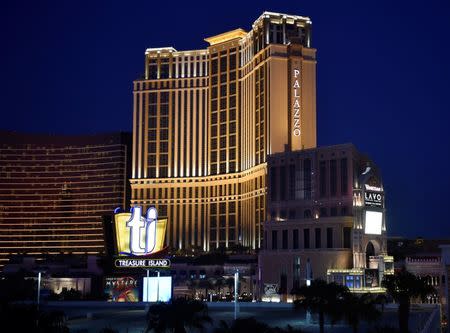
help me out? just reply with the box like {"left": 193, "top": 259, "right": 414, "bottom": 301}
{"left": 214, "top": 318, "right": 271, "bottom": 333}
{"left": 187, "top": 279, "right": 200, "bottom": 299}
{"left": 145, "top": 298, "right": 212, "bottom": 333}
{"left": 293, "top": 279, "right": 349, "bottom": 333}
{"left": 225, "top": 277, "right": 235, "bottom": 294}
{"left": 197, "top": 279, "right": 213, "bottom": 300}
{"left": 39, "top": 310, "right": 70, "bottom": 333}
{"left": 374, "top": 293, "right": 388, "bottom": 313}
{"left": 99, "top": 328, "right": 118, "bottom": 333}
{"left": 382, "top": 268, "right": 436, "bottom": 333}
{"left": 342, "top": 293, "right": 381, "bottom": 333}
{"left": 213, "top": 277, "right": 225, "bottom": 299}
{"left": 214, "top": 318, "right": 305, "bottom": 333}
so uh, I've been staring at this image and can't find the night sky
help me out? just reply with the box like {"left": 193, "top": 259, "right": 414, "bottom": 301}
{"left": 2, "top": 1, "right": 450, "bottom": 238}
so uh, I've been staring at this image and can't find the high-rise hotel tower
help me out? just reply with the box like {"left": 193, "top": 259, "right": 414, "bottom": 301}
{"left": 131, "top": 12, "right": 316, "bottom": 251}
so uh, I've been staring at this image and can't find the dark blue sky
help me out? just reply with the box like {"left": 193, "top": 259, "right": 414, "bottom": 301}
{"left": 2, "top": 1, "right": 450, "bottom": 238}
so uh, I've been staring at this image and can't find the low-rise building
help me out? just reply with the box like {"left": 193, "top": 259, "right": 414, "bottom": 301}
{"left": 259, "top": 144, "right": 392, "bottom": 301}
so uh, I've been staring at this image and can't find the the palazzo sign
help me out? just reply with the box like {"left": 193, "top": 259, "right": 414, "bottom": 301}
{"left": 292, "top": 68, "right": 301, "bottom": 137}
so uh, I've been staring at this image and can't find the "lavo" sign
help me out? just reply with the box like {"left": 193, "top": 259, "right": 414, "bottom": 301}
{"left": 364, "top": 191, "right": 383, "bottom": 207}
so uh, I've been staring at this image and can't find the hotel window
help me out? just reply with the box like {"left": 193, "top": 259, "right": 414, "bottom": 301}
{"left": 320, "top": 208, "right": 327, "bottom": 217}
{"left": 319, "top": 161, "right": 327, "bottom": 197}
{"left": 327, "top": 228, "right": 333, "bottom": 248}
{"left": 272, "top": 230, "right": 278, "bottom": 250}
{"left": 303, "top": 229, "right": 310, "bottom": 249}
{"left": 343, "top": 227, "right": 352, "bottom": 248}
{"left": 220, "top": 124, "right": 226, "bottom": 135}
{"left": 269, "top": 23, "right": 283, "bottom": 44}
{"left": 341, "top": 158, "right": 348, "bottom": 195}
{"left": 220, "top": 56, "right": 227, "bottom": 72}
{"left": 341, "top": 206, "right": 348, "bottom": 216}
{"left": 304, "top": 209, "right": 312, "bottom": 219}
{"left": 280, "top": 166, "right": 286, "bottom": 200}
{"left": 315, "top": 228, "right": 321, "bottom": 248}
{"left": 210, "top": 229, "right": 217, "bottom": 242}
{"left": 220, "top": 84, "right": 227, "bottom": 97}
{"left": 270, "top": 168, "right": 278, "bottom": 201}
{"left": 345, "top": 275, "right": 361, "bottom": 289}
{"left": 293, "top": 229, "right": 299, "bottom": 249}
{"left": 304, "top": 158, "right": 312, "bottom": 199}
{"left": 293, "top": 257, "right": 301, "bottom": 289}
{"left": 229, "top": 52, "right": 236, "bottom": 69}
{"left": 282, "top": 230, "right": 288, "bottom": 249}
{"left": 330, "top": 207, "right": 338, "bottom": 216}
{"left": 288, "top": 210, "right": 296, "bottom": 220}
{"left": 211, "top": 87, "right": 218, "bottom": 99}
{"left": 211, "top": 59, "right": 218, "bottom": 74}
{"left": 230, "top": 108, "right": 236, "bottom": 121}
{"left": 289, "top": 164, "right": 295, "bottom": 199}
{"left": 330, "top": 159, "right": 337, "bottom": 196}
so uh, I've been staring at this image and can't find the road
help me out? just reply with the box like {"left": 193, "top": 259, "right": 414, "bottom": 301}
{"left": 40, "top": 301, "right": 436, "bottom": 333}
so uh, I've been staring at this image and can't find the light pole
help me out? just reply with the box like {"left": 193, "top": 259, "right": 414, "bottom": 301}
{"left": 146, "top": 269, "right": 150, "bottom": 302}
{"left": 234, "top": 269, "right": 239, "bottom": 320}
{"left": 37, "top": 271, "right": 42, "bottom": 310}
{"left": 156, "top": 271, "right": 160, "bottom": 302}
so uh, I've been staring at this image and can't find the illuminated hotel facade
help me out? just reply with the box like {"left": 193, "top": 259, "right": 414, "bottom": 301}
{"left": 0, "top": 131, "right": 131, "bottom": 268}
{"left": 259, "top": 144, "right": 393, "bottom": 299}
{"left": 131, "top": 12, "right": 316, "bottom": 251}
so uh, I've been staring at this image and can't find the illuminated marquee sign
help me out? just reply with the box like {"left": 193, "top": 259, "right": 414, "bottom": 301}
{"left": 292, "top": 68, "right": 301, "bottom": 137}
{"left": 113, "top": 206, "right": 170, "bottom": 268}
{"left": 364, "top": 184, "right": 383, "bottom": 207}
{"left": 104, "top": 276, "right": 139, "bottom": 302}
{"left": 115, "top": 258, "right": 171, "bottom": 268}
{"left": 263, "top": 283, "right": 278, "bottom": 296}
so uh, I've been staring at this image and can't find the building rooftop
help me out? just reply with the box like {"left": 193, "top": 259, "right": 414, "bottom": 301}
{"left": 204, "top": 28, "right": 247, "bottom": 46}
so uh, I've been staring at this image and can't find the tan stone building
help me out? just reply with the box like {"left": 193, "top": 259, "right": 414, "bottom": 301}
{"left": 130, "top": 12, "right": 317, "bottom": 251}
{"left": 259, "top": 144, "right": 393, "bottom": 300}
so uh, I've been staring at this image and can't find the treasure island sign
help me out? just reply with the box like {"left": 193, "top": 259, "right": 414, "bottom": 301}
{"left": 113, "top": 206, "right": 171, "bottom": 268}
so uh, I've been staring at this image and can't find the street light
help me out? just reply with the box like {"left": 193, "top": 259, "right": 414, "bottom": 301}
{"left": 146, "top": 269, "right": 150, "bottom": 302}
{"left": 234, "top": 269, "right": 239, "bottom": 320}
{"left": 37, "top": 271, "right": 41, "bottom": 309}
{"left": 33, "top": 270, "right": 46, "bottom": 310}
{"left": 156, "top": 270, "right": 160, "bottom": 302}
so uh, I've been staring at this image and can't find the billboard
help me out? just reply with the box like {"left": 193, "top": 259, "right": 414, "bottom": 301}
{"left": 364, "top": 210, "right": 382, "bottom": 235}
{"left": 114, "top": 206, "right": 167, "bottom": 256}
{"left": 364, "top": 184, "right": 383, "bottom": 208}
{"left": 263, "top": 283, "right": 278, "bottom": 296}
{"left": 104, "top": 277, "right": 139, "bottom": 302}
{"left": 364, "top": 269, "right": 379, "bottom": 288}
{"left": 143, "top": 276, "right": 172, "bottom": 302}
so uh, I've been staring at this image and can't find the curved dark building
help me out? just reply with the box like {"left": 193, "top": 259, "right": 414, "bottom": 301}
{"left": 0, "top": 131, "right": 131, "bottom": 268}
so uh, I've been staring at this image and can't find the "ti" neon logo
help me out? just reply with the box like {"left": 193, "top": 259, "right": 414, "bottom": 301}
{"left": 126, "top": 206, "right": 158, "bottom": 255}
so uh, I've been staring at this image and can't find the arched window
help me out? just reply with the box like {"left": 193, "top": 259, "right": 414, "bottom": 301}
{"left": 366, "top": 242, "right": 375, "bottom": 268}
{"left": 304, "top": 209, "right": 312, "bottom": 218}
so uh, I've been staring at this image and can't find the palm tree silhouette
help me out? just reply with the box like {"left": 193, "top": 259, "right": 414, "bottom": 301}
{"left": 197, "top": 279, "right": 214, "bottom": 300}
{"left": 214, "top": 318, "right": 271, "bottom": 333}
{"left": 145, "top": 298, "right": 212, "bottom": 333}
{"left": 214, "top": 318, "right": 306, "bottom": 333}
{"left": 342, "top": 293, "right": 381, "bottom": 333}
{"left": 382, "top": 268, "right": 435, "bottom": 333}
{"left": 293, "top": 279, "right": 349, "bottom": 333}
{"left": 213, "top": 277, "right": 225, "bottom": 299}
